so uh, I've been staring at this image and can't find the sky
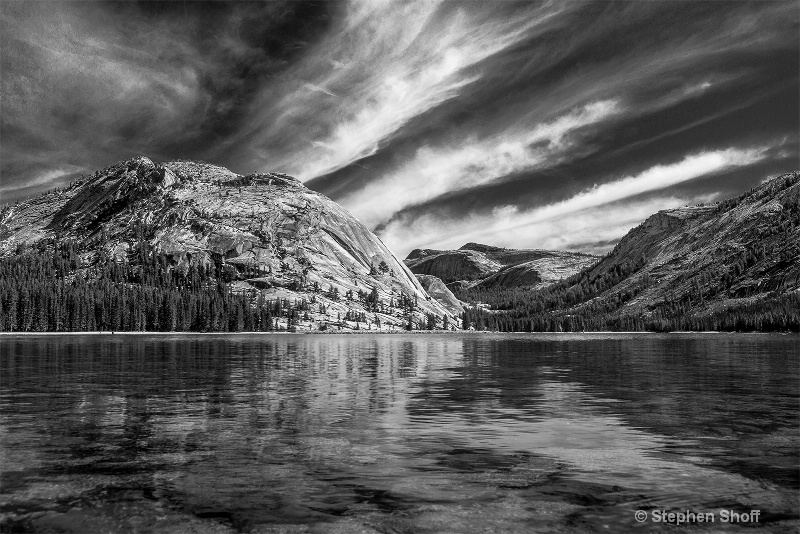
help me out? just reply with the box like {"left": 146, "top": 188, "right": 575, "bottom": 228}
{"left": 1, "top": 0, "right": 798, "bottom": 258}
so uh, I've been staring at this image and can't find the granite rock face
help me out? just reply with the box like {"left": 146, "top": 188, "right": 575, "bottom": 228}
{"left": 563, "top": 171, "right": 800, "bottom": 317}
{"left": 0, "top": 157, "right": 459, "bottom": 331}
{"left": 414, "top": 274, "right": 464, "bottom": 316}
{"left": 405, "top": 242, "right": 598, "bottom": 290}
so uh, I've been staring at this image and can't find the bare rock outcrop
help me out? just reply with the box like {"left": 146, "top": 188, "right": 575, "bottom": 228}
{"left": 415, "top": 274, "right": 465, "bottom": 315}
{"left": 405, "top": 248, "right": 501, "bottom": 283}
{"left": 405, "top": 243, "right": 598, "bottom": 290}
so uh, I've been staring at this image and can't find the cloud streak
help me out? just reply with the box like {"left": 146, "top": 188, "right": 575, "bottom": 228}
{"left": 378, "top": 147, "right": 770, "bottom": 256}
{"left": 342, "top": 100, "right": 621, "bottom": 227}
{"left": 229, "top": 1, "right": 570, "bottom": 179}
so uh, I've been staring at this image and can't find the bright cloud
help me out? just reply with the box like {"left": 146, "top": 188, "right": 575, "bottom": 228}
{"left": 235, "top": 0, "right": 569, "bottom": 178}
{"left": 342, "top": 100, "right": 621, "bottom": 227}
{"left": 0, "top": 166, "right": 85, "bottom": 195}
{"left": 378, "top": 147, "right": 768, "bottom": 257}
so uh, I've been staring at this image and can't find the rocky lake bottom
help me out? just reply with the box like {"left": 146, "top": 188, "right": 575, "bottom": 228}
{"left": 1, "top": 333, "right": 798, "bottom": 533}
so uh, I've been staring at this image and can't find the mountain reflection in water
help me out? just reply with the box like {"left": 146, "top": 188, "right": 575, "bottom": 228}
{"left": 1, "top": 333, "right": 797, "bottom": 533}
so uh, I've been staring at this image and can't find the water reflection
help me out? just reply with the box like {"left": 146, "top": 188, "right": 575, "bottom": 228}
{"left": 1, "top": 333, "right": 798, "bottom": 533}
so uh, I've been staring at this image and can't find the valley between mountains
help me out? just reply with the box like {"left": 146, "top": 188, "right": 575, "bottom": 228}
{"left": 0, "top": 158, "right": 797, "bottom": 332}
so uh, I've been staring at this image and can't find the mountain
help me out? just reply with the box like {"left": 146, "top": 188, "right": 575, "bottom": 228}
{"left": 459, "top": 172, "right": 800, "bottom": 332}
{"left": 405, "top": 242, "right": 598, "bottom": 290}
{"left": 0, "top": 157, "right": 459, "bottom": 332}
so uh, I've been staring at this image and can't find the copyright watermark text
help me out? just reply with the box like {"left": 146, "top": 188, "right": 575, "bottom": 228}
{"left": 634, "top": 509, "right": 761, "bottom": 525}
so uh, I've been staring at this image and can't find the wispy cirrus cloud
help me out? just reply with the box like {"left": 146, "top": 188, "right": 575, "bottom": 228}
{"left": 295, "top": 0, "right": 796, "bottom": 254}
{"left": 379, "top": 147, "right": 769, "bottom": 257}
{"left": 342, "top": 100, "right": 621, "bottom": 227}
{"left": 229, "top": 0, "right": 570, "bottom": 178}
{"left": 0, "top": 166, "right": 86, "bottom": 196}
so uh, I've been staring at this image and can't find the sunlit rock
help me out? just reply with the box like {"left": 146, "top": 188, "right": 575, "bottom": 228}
{"left": 405, "top": 243, "right": 598, "bottom": 290}
{"left": 0, "top": 157, "right": 460, "bottom": 331}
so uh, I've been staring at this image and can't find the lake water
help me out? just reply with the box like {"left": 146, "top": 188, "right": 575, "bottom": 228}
{"left": 0, "top": 333, "right": 797, "bottom": 533}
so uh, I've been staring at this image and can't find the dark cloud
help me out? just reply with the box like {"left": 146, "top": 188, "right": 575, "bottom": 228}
{"left": 1, "top": 0, "right": 333, "bottom": 194}
{"left": 1, "top": 0, "right": 797, "bottom": 257}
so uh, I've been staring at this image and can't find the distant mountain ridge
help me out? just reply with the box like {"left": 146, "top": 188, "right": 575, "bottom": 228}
{"left": 405, "top": 242, "right": 598, "bottom": 290}
{"left": 0, "top": 157, "right": 458, "bottom": 331}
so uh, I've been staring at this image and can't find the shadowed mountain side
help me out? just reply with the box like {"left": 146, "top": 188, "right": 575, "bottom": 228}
{"left": 405, "top": 243, "right": 598, "bottom": 290}
{"left": 472, "top": 254, "right": 602, "bottom": 291}
{"left": 579, "top": 171, "right": 800, "bottom": 318}
{"left": 405, "top": 248, "right": 501, "bottom": 284}
{"left": 0, "top": 157, "right": 459, "bottom": 331}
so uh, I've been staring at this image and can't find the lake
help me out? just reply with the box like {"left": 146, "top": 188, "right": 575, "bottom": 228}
{"left": 0, "top": 333, "right": 797, "bottom": 533}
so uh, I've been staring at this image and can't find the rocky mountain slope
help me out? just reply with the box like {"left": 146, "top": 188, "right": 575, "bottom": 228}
{"left": 580, "top": 171, "right": 800, "bottom": 322}
{"left": 405, "top": 242, "right": 598, "bottom": 290}
{"left": 0, "top": 157, "right": 459, "bottom": 331}
{"left": 414, "top": 274, "right": 464, "bottom": 316}
{"left": 460, "top": 171, "right": 800, "bottom": 331}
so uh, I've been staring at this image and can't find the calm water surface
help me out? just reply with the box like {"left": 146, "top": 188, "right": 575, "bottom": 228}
{"left": 0, "top": 333, "right": 798, "bottom": 533}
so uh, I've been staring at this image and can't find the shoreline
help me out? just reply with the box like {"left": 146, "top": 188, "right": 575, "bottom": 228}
{"left": 0, "top": 331, "right": 793, "bottom": 336}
